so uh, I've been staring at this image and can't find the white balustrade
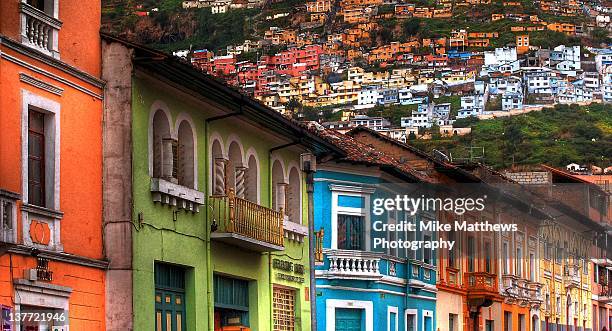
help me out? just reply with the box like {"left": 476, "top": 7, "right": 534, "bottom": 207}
{"left": 20, "top": 3, "right": 62, "bottom": 57}
{"left": 327, "top": 251, "right": 381, "bottom": 278}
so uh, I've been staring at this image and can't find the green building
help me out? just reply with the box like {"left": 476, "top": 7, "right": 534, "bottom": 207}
{"left": 101, "top": 35, "right": 339, "bottom": 331}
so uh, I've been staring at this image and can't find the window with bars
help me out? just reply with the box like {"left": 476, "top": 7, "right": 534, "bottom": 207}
{"left": 337, "top": 214, "right": 364, "bottom": 250}
{"left": 28, "top": 109, "right": 46, "bottom": 207}
{"left": 273, "top": 287, "right": 296, "bottom": 331}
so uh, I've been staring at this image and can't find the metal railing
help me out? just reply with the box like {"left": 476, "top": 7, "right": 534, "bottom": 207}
{"left": 209, "top": 190, "right": 284, "bottom": 247}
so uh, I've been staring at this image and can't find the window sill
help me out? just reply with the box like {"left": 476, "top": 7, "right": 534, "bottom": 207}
{"left": 21, "top": 203, "right": 63, "bottom": 220}
{"left": 151, "top": 178, "right": 205, "bottom": 212}
{"left": 283, "top": 217, "right": 308, "bottom": 243}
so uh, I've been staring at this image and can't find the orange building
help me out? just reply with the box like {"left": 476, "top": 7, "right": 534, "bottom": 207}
{"left": 547, "top": 22, "right": 577, "bottom": 35}
{"left": 517, "top": 34, "right": 530, "bottom": 54}
{"left": 0, "top": 0, "right": 106, "bottom": 330}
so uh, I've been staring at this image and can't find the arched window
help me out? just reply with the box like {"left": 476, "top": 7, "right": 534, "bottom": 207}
{"left": 245, "top": 154, "right": 258, "bottom": 203}
{"left": 228, "top": 141, "right": 244, "bottom": 198}
{"left": 286, "top": 167, "right": 301, "bottom": 223}
{"left": 177, "top": 121, "right": 195, "bottom": 189}
{"left": 271, "top": 160, "right": 286, "bottom": 213}
{"left": 152, "top": 110, "right": 172, "bottom": 180}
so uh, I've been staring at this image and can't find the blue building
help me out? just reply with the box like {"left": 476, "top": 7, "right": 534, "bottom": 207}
{"left": 311, "top": 127, "right": 437, "bottom": 331}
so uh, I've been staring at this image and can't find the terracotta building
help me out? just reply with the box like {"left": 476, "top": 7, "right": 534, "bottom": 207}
{"left": 0, "top": 0, "right": 107, "bottom": 330}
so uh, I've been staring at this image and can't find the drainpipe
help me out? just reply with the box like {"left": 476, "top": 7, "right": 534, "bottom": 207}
{"left": 269, "top": 252, "right": 274, "bottom": 331}
{"left": 306, "top": 169, "right": 317, "bottom": 331}
{"left": 204, "top": 118, "right": 214, "bottom": 331}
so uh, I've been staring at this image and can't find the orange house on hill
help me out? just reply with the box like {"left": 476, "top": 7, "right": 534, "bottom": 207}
{"left": 0, "top": 0, "right": 107, "bottom": 330}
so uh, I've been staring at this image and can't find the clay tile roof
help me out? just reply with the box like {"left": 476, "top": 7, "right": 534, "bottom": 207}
{"left": 302, "top": 123, "right": 434, "bottom": 183}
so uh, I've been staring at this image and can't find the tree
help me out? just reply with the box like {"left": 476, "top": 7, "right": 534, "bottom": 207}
{"left": 590, "top": 28, "right": 611, "bottom": 46}
{"left": 453, "top": 116, "right": 479, "bottom": 128}
{"left": 403, "top": 19, "right": 422, "bottom": 38}
{"left": 502, "top": 120, "right": 520, "bottom": 166}
{"left": 285, "top": 98, "right": 302, "bottom": 114}
{"left": 301, "top": 106, "right": 319, "bottom": 121}
{"left": 573, "top": 122, "right": 603, "bottom": 140}
{"left": 430, "top": 124, "right": 441, "bottom": 139}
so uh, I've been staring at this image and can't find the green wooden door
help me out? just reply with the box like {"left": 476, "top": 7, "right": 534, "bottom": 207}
{"left": 155, "top": 263, "right": 186, "bottom": 331}
{"left": 156, "top": 290, "right": 186, "bottom": 331}
{"left": 335, "top": 308, "right": 363, "bottom": 331}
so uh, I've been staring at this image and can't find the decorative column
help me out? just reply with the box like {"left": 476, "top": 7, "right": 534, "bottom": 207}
{"left": 235, "top": 165, "right": 247, "bottom": 199}
{"left": 162, "top": 138, "right": 177, "bottom": 182}
{"left": 214, "top": 157, "right": 228, "bottom": 195}
{"left": 276, "top": 182, "right": 288, "bottom": 214}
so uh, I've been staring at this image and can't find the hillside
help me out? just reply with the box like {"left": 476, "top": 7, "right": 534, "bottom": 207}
{"left": 102, "top": 0, "right": 609, "bottom": 53}
{"left": 410, "top": 103, "right": 612, "bottom": 170}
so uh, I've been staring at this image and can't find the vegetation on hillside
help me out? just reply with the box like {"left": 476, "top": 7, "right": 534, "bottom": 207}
{"left": 103, "top": 0, "right": 259, "bottom": 52}
{"left": 411, "top": 103, "right": 612, "bottom": 169}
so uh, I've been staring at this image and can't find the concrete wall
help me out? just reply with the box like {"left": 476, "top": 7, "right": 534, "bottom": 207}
{"left": 102, "top": 40, "right": 135, "bottom": 331}
{"left": 436, "top": 291, "right": 464, "bottom": 331}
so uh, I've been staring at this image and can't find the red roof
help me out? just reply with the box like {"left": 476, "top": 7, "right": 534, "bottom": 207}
{"left": 303, "top": 123, "right": 433, "bottom": 183}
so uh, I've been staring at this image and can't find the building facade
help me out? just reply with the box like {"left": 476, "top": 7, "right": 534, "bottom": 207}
{"left": 101, "top": 35, "right": 340, "bottom": 331}
{"left": 311, "top": 128, "right": 437, "bottom": 331}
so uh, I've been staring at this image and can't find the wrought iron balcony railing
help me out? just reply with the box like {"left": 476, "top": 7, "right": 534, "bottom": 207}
{"left": 209, "top": 190, "right": 284, "bottom": 251}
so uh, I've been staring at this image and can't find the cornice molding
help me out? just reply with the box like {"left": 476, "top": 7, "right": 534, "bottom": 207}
{"left": 0, "top": 36, "right": 104, "bottom": 89}
{"left": 6, "top": 244, "right": 109, "bottom": 269}
{"left": 20, "top": 73, "right": 64, "bottom": 96}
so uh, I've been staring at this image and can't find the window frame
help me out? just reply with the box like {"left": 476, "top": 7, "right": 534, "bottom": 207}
{"left": 21, "top": 89, "right": 60, "bottom": 211}
{"left": 502, "top": 241, "right": 510, "bottom": 275}
{"left": 330, "top": 186, "right": 373, "bottom": 250}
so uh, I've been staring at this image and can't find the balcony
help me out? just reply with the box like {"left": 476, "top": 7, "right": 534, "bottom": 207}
{"left": 501, "top": 275, "right": 543, "bottom": 308}
{"left": 563, "top": 266, "right": 581, "bottom": 289}
{"left": 0, "top": 189, "right": 20, "bottom": 248}
{"left": 20, "top": 2, "right": 62, "bottom": 58}
{"left": 208, "top": 191, "right": 284, "bottom": 252}
{"left": 323, "top": 249, "right": 383, "bottom": 280}
{"left": 445, "top": 267, "right": 460, "bottom": 286}
{"left": 464, "top": 272, "right": 499, "bottom": 304}
{"left": 597, "top": 284, "right": 612, "bottom": 304}
{"left": 527, "top": 281, "right": 544, "bottom": 308}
